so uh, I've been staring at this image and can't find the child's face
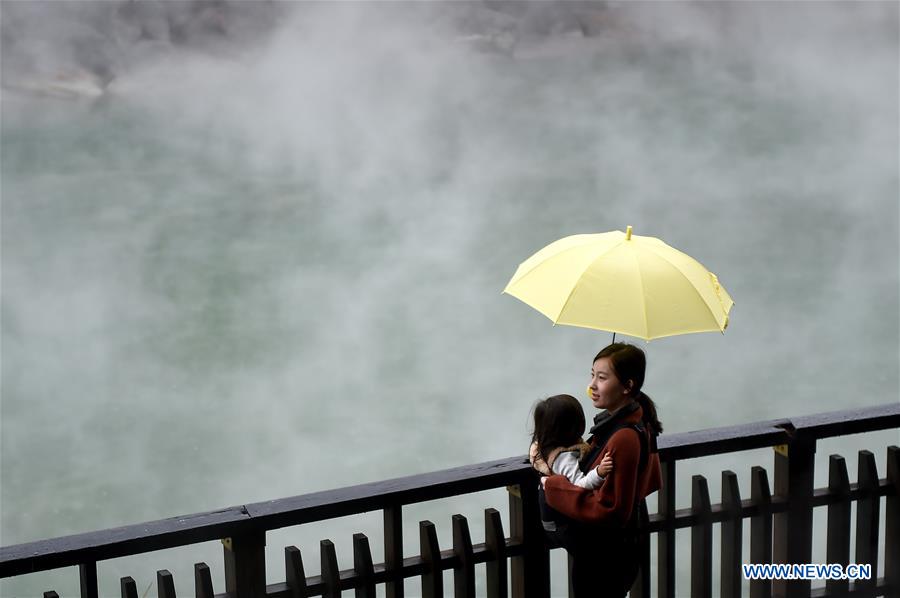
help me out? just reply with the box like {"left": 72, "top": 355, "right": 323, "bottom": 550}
{"left": 589, "top": 357, "right": 632, "bottom": 411}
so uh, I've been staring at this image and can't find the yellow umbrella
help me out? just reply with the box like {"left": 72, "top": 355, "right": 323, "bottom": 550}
{"left": 502, "top": 226, "right": 733, "bottom": 341}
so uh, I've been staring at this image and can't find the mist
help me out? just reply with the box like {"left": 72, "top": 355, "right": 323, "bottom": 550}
{"left": 2, "top": 2, "right": 897, "bottom": 596}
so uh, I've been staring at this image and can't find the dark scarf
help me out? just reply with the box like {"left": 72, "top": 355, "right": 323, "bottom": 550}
{"left": 588, "top": 399, "right": 640, "bottom": 438}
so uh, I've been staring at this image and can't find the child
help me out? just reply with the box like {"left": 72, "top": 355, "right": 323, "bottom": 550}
{"left": 529, "top": 394, "right": 614, "bottom": 533}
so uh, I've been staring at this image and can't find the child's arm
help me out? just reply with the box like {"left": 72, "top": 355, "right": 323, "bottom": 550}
{"left": 576, "top": 468, "right": 604, "bottom": 489}
{"left": 551, "top": 452, "right": 604, "bottom": 489}
{"left": 576, "top": 451, "right": 614, "bottom": 489}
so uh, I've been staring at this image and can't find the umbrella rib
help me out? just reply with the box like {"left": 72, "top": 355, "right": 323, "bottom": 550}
{"left": 643, "top": 245, "right": 726, "bottom": 328}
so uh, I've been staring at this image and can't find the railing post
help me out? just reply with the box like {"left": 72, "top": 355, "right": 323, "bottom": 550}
{"left": 384, "top": 505, "right": 404, "bottom": 598}
{"left": 772, "top": 430, "right": 815, "bottom": 598}
{"left": 885, "top": 446, "right": 899, "bottom": 596}
{"left": 223, "top": 531, "right": 267, "bottom": 598}
{"left": 658, "top": 461, "right": 677, "bottom": 598}
{"left": 80, "top": 561, "right": 99, "bottom": 598}
{"left": 509, "top": 476, "right": 549, "bottom": 598}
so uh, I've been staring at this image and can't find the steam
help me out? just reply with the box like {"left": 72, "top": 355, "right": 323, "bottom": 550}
{"left": 2, "top": 2, "right": 897, "bottom": 597}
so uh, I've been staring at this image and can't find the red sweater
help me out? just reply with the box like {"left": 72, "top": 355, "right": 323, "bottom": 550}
{"left": 543, "top": 404, "right": 662, "bottom": 526}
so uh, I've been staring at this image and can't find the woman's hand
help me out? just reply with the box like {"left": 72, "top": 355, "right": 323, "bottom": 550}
{"left": 596, "top": 451, "right": 614, "bottom": 477}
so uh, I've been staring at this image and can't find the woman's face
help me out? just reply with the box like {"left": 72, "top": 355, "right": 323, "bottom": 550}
{"left": 589, "top": 357, "right": 632, "bottom": 411}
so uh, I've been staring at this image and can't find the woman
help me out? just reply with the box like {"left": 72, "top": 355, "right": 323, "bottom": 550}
{"left": 540, "top": 343, "right": 663, "bottom": 598}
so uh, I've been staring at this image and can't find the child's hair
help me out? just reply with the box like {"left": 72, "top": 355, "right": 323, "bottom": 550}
{"left": 531, "top": 394, "right": 586, "bottom": 464}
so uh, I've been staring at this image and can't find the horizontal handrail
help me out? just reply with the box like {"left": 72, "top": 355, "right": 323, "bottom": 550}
{"left": 2, "top": 402, "right": 898, "bottom": 579}
{"left": 656, "top": 402, "right": 900, "bottom": 460}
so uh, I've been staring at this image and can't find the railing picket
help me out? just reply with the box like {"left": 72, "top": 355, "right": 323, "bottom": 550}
{"left": 452, "top": 514, "right": 475, "bottom": 598}
{"left": 193, "top": 563, "right": 214, "bottom": 598}
{"left": 885, "top": 446, "right": 899, "bottom": 596}
{"left": 120, "top": 576, "right": 138, "bottom": 598}
{"left": 658, "top": 461, "right": 676, "bottom": 598}
{"left": 691, "top": 475, "right": 712, "bottom": 598}
{"left": 384, "top": 506, "right": 404, "bottom": 598}
{"left": 353, "top": 533, "right": 375, "bottom": 598}
{"left": 721, "top": 471, "right": 742, "bottom": 598}
{"left": 285, "top": 546, "right": 309, "bottom": 598}
{"left": 484, "top": 508, "right": 508, "bottom": 598}
{"left": 320, "top": 539, "right": 341, "bottom": 598}
{"left": 80, "top": 561, "right": 99, "bottom": 598}
{"left": 420, "top": 520, "right": 443, "bottom": 598}
{"left": 854, "top": 450, "right": 879, "bottom": 591}
{"left": 772, "top": 433, "right": 816, "bottom": 598}
{"left": 749, "top": 466, "right": 772, "bottom": 598}
{"left": 157, "top": 570, "right": 176, "bottom": 598}
{"left": 825, "top": 455, "right": 851, "bottom": 596}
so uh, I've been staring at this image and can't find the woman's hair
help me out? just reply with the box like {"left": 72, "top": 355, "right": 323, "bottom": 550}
{"left": 532, "top": 394, "right": 586, "bottom": 463}
{"left": 594, "top": 343, "right": 664, "bottom": 434}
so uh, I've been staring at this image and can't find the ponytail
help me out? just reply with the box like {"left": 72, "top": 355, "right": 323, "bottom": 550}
{"left": 636, "top": 392, "right": 663, "bottom": 435}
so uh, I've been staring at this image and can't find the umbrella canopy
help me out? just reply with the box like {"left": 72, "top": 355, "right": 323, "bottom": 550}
{"left": 502, "top": 226, "right": 733, "bottom": 340}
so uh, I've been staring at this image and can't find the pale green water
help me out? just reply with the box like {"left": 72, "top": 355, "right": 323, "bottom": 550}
{"left": 2, "top": 3, "right": 898, "bottom": 597}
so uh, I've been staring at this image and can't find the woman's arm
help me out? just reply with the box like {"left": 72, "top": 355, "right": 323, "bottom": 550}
{"left": 543, "top": 429, "right": 641, "bottom": 525}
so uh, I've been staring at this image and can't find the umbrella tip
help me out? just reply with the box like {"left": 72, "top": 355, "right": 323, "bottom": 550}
{"left": 626, "top": 225, "right": 633, "bottom": 240}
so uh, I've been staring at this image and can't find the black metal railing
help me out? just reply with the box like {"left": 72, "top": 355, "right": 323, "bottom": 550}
{"left": 2, "top": 403, "right": 898, "bottom": 598}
